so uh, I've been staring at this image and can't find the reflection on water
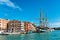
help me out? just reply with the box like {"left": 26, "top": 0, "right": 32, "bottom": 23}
{"left": 0, "top": 30, "right": 60, "bottom": 40}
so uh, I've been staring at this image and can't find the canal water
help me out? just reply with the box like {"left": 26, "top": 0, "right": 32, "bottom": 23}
{"left": 0, "top": 30, "right": 60, "bottom": 40}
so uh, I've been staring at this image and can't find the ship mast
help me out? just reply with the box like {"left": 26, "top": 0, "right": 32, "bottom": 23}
{"left": 40, "top": 9, "right": 48, "bottom": 28}
{"left": 45, "top": 17, "right": 48, "bottom": 27}
{"left": 40, "top": 9, "right": 44, "bottom": 28}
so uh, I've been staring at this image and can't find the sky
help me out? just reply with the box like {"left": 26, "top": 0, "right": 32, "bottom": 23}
{"left": 0, "top": 0, "right": 60, "bottom": 27}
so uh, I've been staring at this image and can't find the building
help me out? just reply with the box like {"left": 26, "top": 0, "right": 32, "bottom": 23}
{"left": 0, "top": 18, "right": 36, "bottom": 33}
{"left": 24, "top": 22, "right": 30, "bottom": 32}
{"left": 0, "top": 18, "right": 9, "bottom": 30}
{"left": 29, "top": 23, "right": 36, "bottom": 31}
{"left": 20, "top": 22, "right": 25, "bottom": 32}
{"left": 24, "top": 22, "right": 36, "bottom": 32}
{"left": 7, "top": 20, "right": 21, "bottom": 32}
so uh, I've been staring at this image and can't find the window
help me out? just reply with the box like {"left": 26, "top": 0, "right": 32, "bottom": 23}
{"left": 0, "top": 24, "right": 1, "bottom": 26}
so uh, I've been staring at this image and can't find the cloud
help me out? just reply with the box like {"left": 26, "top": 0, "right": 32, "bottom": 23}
{"left": 49, "top": 22, "right": 60, "bottom": 27}
{"left": 0, "top": 0, "right": 22, "bottom": 11}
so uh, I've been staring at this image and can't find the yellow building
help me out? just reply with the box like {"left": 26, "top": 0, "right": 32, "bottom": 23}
{"left": 0, "top": 18, "right": 9, "bottom": 30}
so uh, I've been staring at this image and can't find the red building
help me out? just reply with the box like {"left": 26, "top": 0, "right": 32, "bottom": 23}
{"left": 24, "top": 22, "right": 30, "bottom": 32}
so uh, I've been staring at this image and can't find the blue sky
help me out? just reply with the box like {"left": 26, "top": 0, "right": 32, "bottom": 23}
{"left": 0, "top": 0, "right": 60, "bottom": 27}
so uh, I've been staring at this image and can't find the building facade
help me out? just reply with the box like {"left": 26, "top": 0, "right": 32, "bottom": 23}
{"left": 20, "top": 22, "right": 25, "bottom": 32}
{"left": 24, "top": 22, "right": 36, "bottom": 32}
{"left": 29, "top": 23, "right": 36, "bottom": 31}
{"left": 0, "top": 19, "right": 9, "bottom": 30}
{"left": 7, "top": 20, "right": 21, "bottom": 32}
{"left": 0, "top": 18, "right": 36, "bottom": 33}
{"left": 24, "top": 22, "right": 30, "bottom": 32}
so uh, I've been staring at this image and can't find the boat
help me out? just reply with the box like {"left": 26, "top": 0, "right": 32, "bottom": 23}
{"left": 36, "top": 28, "right": 55, "bottom": 33}
{"left": 0, "top": 31, "right": 8, "bottom": 35}
{"left": 39, "top": 29, "right": 46, "bottom": 32}
{"left": 3, "top": 31, "right": 27, "bottom": 34}
{"left": 47, "top": 29, "right": 54, "bottom": 32}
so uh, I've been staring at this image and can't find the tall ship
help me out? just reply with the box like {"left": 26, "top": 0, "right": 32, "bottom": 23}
{"left": 36, "top": 8, "right": 54, "bottom": 33}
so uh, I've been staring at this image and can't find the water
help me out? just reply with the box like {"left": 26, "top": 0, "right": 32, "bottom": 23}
{"left": 0, "top": 30, "right": 60, "bottom": 40}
